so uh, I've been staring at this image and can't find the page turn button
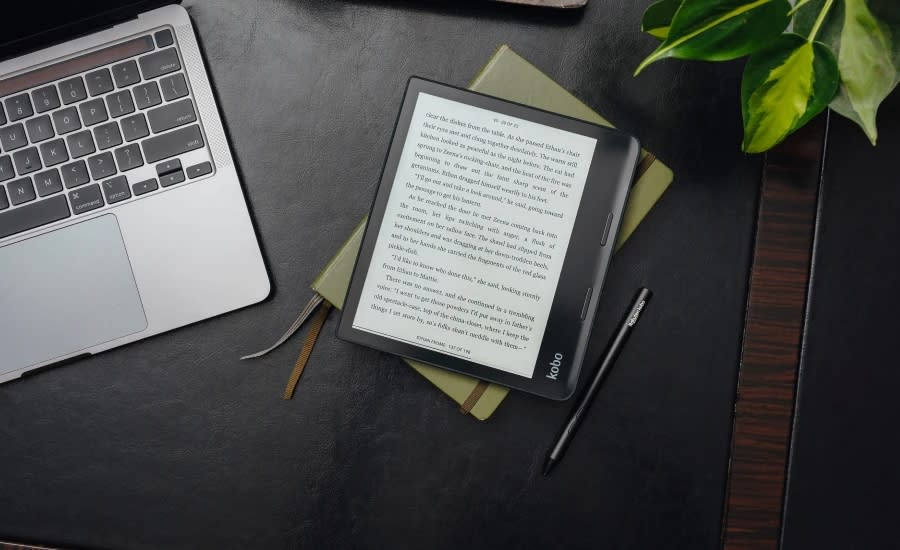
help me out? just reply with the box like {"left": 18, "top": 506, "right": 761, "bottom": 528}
{"left": 580, "top": 287, "right": 593, "bottom": 320}
{"left": 600, "top": 212, "right": 614, "bottom": 246}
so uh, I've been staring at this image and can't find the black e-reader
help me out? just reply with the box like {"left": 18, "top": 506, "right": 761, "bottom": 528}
{"left": 337, "top": 77, "right": 640, "bottom": 400}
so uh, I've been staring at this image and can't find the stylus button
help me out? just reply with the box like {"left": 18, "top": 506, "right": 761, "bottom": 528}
{"left": 600, "top": 212, "right": 614, "bottom": 246}
{"left": 580, "top": 287, "right": 593, "bottom": 320}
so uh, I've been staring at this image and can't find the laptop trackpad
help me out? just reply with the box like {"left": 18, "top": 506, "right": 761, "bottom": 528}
{"left": 1, "top": 215, "right": 147, "bottom": 375}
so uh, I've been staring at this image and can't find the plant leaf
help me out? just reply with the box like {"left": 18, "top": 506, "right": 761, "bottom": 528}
{"left": 635, "top": 0, "right": 792, "bottom": 75}
{"left": 741, "top": 33, "right": 839, "bottom": 152}
{"left": 833, "top": 0, "right": 898, "bottom": 144}
{"left": 793, "top": 0, "right": 835, "bottom": 37}
{"left": 795, "top": 0, "right": 900, "bottom": 145}
{"left": 642, "top": 0, "right": 683, "bottom": 40}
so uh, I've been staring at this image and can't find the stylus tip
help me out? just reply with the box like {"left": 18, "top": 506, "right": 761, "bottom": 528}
{"left": 542, "top": 456, "right": 555, "bottom": 477}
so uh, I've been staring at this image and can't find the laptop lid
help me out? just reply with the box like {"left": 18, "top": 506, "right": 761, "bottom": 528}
{"left": 1, "top": 1, "right": 175, "bottom": 61}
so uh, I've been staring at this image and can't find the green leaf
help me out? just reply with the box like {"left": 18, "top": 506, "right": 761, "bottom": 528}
{"left": 635, "top": 0, "right": 792, "bottom": 75}
{"left": 642, "top": 0, "right": 683, "bottom": 40}
{"left": 793, "top": 0, "right": 832, "bottom": 36}
{"left": 796, "top": 0, "right": 900, "bottom": 145}
{"left": 830, "top": 0, "right": 899, "bottom": 144}
{"left": 741, "top": 33, "right": 839, "bottom": 152}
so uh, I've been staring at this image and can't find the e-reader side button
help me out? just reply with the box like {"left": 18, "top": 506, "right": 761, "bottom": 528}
{"left": 580, "top": 287, "right": 593, "bottom": 320}
{"left": 600, "top": 212, "right": 614, "bottom": 246}
{"left": 69, "top": 184, "right": 104, "bottom": 215}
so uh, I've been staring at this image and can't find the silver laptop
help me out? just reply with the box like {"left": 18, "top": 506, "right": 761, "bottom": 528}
{"left": 0, "top": 2, "right": 270, "bottom": 382}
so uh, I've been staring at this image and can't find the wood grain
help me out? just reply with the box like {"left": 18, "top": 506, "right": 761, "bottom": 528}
{"left": 721, "top": 114, "right": 829, "bottom": 549}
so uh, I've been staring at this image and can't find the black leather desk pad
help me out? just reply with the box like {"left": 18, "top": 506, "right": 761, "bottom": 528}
{"left": 0, "top": 1, "right": 761, "bottom": 548}
{"left": 781, "top": 92, "right": 900, "bottom": 550}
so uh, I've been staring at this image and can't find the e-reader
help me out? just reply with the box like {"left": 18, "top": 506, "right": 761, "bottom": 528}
{"left": 337, "top": 77, "right": 640, "bottom": 400}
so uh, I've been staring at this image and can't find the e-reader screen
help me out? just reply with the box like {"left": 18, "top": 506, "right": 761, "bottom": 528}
{"left": 351, "top": 92, "right": 597, "bottom": 378}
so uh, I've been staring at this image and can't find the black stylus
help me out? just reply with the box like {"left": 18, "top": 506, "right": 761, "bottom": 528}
{"left": 542, "top": 287, "right": 652, "bottom": 476}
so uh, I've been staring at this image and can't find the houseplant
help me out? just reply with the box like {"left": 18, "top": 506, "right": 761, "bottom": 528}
{"left": 635, "top": 0, "right": 900, "bottom": 152}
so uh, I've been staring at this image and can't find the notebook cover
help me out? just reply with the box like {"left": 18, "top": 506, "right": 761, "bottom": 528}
{"left": 314, "top": 45, "right": 673, "bottom": 420}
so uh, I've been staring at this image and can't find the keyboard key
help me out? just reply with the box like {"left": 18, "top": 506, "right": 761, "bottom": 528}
{"left": 102, "top": 175, "right": 131, "bottom": 204}
{"left": 26, "top": 115, "right": 55, "bottom": 143}
{"left": 0, "top": 104, "right": 6, "bottom": 126}
{"left": 160, "top": 169, "right": 185, "bottom": 188}
{"left": 156, "top": 159, "right": 181, "bottom": 176}
{"left": 39, "top": 138, "right": 68, "bottom": 167}
{"left": 139, "top": 48, "right": 180, "bottom": 79}
{"left": 142, "top": 124, "right": 204, "bottom": 163}
{"left": 160, "top": 73, "right": 189, "bottom": 101}
{"left": 132, "top": 178, "right": 158, "bottom": 196}
{"left": 0, "top": 187, "right": 7, "bottom": 210}
{"left": 120, "top": 113, "right": 149, "bottom": 142}
{"left": 133, "top": 81, "right": 162, "bottom": 110}
{"left": 112, "top": 60, "right": 141, "bottom": 88}
{"left": 34, "top": 169, "right": 63, "bottom": 197}
{"left": 7, "top": 178, "right": 35, "bottom": 205}
{"left": 87, "top": 152, "right": 115, "bottom": 180}
{"left": 12, "top": 147, "right": 41, "bottom": 175}
{"left": 94, "top": 122, "right": 122, "bottom": 150}
{"left": 85, "top": 68, "right": 113, "bottom": 96}
{"left": 69, "top": 184, "right": 104, "bottom": 215}
{"left": 79, "top": 98, "right": 108, "bottom": 127}
{"left": 31, "top": 86, "right": 60, "bottom": 113}
{"left": 106, "top": 90, "right": 135, "bottom": 118}
{"left": 114, "top": 144, "right": 143, "bottom": 172}
{"left": 0, "top": 156, "right": 13, "bottom": 182}
{"left": 147, "top": 99, "right": 196, "bottom": 133}
{"left": 58, "top": 77, "right": 87, "bottom": 105}
{"left": 52, "top": 107, "right": 81, "bottom": 135}
{"left": 154, "top": 29, "right": 174, "bottom": 48}
{"left": 0, "top": 124, "right": 28, "bottom": 151}
{"left": 0, "top": 194, "right": 70, "bottom": 239}
{"left": 4, "top": 94, "right": 33, "bottom": 122}
{"left": 62, "top": 160, "right": 90, "bottom": 188}
{"left": 66, "top": 130, "right": 96, "bottom": 159}
{"left": 186, "top": 161, "right": 212, "bottom": 179}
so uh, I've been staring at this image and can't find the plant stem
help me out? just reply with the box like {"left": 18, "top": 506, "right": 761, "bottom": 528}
{"left": 788, "top": 0, "right": 812, "bottom": 17}
{"left": 808, "top": 0, "right": 835, "bottom": 42}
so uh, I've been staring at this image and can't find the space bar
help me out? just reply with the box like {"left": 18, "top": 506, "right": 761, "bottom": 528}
{"left": 0, "top": 196, "right": 71, "bottom": 240}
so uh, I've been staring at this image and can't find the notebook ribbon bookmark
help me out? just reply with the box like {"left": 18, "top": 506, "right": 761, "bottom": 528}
{"left": 283, "top": 301, "right": 333, "bottom": 400}
{"left": 240, "top": 293, "right": 325, "bottom": 360}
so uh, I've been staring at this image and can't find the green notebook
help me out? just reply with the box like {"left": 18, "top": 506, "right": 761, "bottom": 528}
{"left": 313, "top": 45, "right": 673, "bottom": 420}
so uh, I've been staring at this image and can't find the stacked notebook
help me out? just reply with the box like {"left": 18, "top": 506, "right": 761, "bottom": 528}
{"left": 303, "top": 45, "right": 672, "bottom": 420}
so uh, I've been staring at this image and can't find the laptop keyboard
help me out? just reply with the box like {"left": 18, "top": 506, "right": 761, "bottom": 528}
{"left": 0, "top": 28, "right": 214, "bottom": 241}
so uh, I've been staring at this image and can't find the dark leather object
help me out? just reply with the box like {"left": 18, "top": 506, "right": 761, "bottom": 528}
{"left": 0, "top": 1, "right": 761, "bottom": 548}
{"left": 781, "top": 93, "right": 900, "bottom": 549}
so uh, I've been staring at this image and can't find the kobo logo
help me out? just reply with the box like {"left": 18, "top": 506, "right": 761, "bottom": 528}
{"left": 546, "top": 353, "right": 563, "bottom": 380}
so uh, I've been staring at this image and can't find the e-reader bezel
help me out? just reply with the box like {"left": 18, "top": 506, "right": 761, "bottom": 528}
{"left": 337, "top": 77, "right": 640, "bottom": 400}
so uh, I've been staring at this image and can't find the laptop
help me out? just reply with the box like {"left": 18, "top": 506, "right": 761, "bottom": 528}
{"left": 0, "top": 1, "right": 270, "bottom": 382}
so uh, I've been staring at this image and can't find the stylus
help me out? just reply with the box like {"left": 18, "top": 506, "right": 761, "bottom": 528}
{"left": 542, "top": 287, "right": 652, "bottom": 476}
